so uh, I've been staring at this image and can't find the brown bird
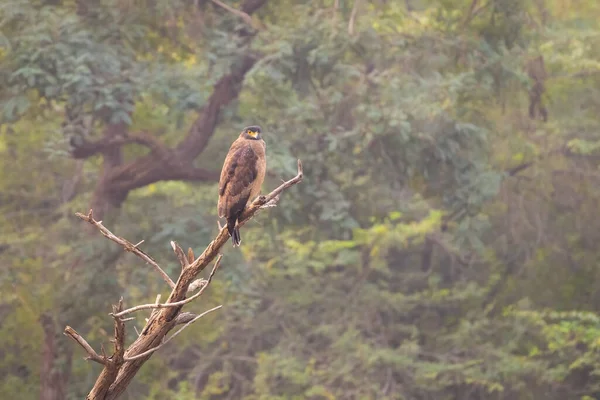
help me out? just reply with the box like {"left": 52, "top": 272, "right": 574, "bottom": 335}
{"left": 218, "top": 125, "right": 267, "bottom": 247}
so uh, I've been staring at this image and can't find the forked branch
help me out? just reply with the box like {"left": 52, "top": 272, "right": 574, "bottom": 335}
{"left": 64, "top": 326, "right": 106, "bottom": 365}
{"left": 111, "top": 255, "right": 222, "bottom": 318}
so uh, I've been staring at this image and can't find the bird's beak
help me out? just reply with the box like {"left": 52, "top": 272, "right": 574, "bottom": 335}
{"left": 247, "top": 130, "right": 259, "bottom": 138}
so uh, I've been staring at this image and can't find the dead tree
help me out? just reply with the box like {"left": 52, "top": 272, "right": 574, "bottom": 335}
{"left": 64, "top": 161, "right": 303, "bottom": 399}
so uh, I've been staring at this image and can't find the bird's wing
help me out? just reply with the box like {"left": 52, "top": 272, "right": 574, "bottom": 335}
{"left": 218, "top": 145, "right": 259, "bottom": 219}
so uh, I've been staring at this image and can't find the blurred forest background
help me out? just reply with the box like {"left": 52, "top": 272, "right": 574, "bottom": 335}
{"left": 1, "top": 0, "right": 600, "bottom": 399}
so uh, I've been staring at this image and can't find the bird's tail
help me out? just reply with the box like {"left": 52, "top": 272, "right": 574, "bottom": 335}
{"left": 227, "top": 218, "right": 241, "bottom": 247}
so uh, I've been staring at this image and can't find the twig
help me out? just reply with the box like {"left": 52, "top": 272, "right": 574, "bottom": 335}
{"left": 262, "top": 160, "right": 303, "bottom": 204}
{"left": 76, "top": 210, "right": 176, "bottom": 289}
{"left": 112, "top": 255, "right": 223, "bottom": 318}
{"left": 111, "top": 298, "right": 126, "bottom": 362}
{"left": 239, "top": 159, "right": 303, "bottom": 221}
{"left": 171, "top": 241, "right": 189, "bottom": 269}
{"left": 209, "top": 0, "right": 255, "bottom": 27}
{"left": 124, "top": 305, "right": 223, "bottom": 362}
{"left": 64, "top": 326, "right": 106, "bottom": 365}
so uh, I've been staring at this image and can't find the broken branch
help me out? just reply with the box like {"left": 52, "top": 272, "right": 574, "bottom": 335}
{"left": 240, "top": 159, "right": 303, "bottom": 221}
{"left": 64, "top": 326, "right": 106, "bottom": 365}
{"left": 171, "top": 241, "right": 189, "bottom": 269}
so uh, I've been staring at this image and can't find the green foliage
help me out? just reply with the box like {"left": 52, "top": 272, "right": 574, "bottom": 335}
{"left": 2, "top": 0, "right": 600, "bottom": 399}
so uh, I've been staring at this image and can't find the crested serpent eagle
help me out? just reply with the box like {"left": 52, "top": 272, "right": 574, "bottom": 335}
{"left": 218, "top": 126, "right": 267, "bottom": 247}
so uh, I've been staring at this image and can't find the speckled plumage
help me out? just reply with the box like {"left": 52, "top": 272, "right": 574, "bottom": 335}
{"left": 218, "top": 126, "right": 266, "bottom": 247}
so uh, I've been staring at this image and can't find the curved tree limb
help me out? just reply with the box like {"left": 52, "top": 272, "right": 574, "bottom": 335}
{"left": 71, "top": 132, "right": 168, "bottom": 159}
{"left": 64, "top": 326, "right": 106, "bottom": 365}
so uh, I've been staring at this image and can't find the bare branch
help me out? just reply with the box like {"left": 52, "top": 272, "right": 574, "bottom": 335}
{"left": 76, "top": 210, "right": 176, "bottom": 289}
{"left": 64, "top": 326, "right": 106, "bottom": 365}
{"left": 112, "top": 255, "right": 223, "bottom": 318}
{"left": 123, "top": 305, "right": 223, "bottom": 362}
{"left": 83, "top": 299, "right": 127, "bottom": 399}
{"left": 111, "top": 298, "right": 126, "bottom": 362}
{"left": 71, "top": 132, "right": 168, "bottom": 159}
{"left": 239, "top": 159, "right": 303, "bottom": 221}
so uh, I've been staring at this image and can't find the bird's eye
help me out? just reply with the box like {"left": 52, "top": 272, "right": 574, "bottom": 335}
{"left": 248, "top": 130, "right": 258, "bottom": 138}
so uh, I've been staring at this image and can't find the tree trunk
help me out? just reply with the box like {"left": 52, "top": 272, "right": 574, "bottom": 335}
{"left": 40, "top": 314, "right": 72, "bottom": 400}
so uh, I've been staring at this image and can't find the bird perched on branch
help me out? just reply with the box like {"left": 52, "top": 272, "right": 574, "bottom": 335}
{"left": 218, "top": 125, "right": 267, "bottom": 247}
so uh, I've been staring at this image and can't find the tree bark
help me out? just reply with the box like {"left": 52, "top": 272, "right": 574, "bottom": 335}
{"left": 89, "top": 122, "right": 127, "bottom": 220}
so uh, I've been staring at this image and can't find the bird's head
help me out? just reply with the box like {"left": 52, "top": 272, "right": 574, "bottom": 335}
{"left": 241, "top": 125, "right": 262, "bottom": 140}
